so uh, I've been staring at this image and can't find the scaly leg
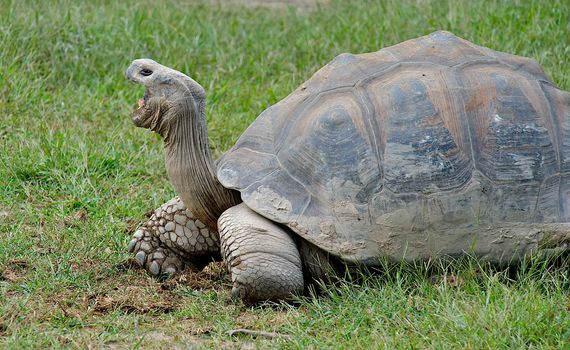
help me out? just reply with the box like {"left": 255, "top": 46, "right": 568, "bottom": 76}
{"left": 128, "top": 197, "right": 220, "bottom": 275}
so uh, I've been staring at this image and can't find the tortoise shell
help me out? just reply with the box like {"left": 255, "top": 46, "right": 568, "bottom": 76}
{"left": 217, "top": 31, "right": 570, "bottom": 264}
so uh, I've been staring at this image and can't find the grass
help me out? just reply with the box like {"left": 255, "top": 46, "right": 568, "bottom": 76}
{"left": 0, "top": 0, "right": 569, "bottom": 348}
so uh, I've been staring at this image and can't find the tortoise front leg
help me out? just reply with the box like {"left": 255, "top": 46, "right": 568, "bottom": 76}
{"left": 128, "top": 196, "right": 220, "bottom": 276}
{"left": 218, "top": 203, "right": 304, "bottom": 302}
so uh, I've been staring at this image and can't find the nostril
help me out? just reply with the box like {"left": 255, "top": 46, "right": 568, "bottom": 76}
{"left": 140, "top": 68, "right": 153, "bottom": 77}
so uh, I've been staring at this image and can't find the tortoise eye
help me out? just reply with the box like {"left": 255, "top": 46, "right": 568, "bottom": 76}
{"left": 140, "top": 68, "right": 153, "bottom": 76}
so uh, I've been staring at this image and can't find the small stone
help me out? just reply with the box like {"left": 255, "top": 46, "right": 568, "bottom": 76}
{"left": 174, "top": 214, "right": 187, "bottom": 226}
{"left": 197, "top": 235, "right": 205, "bottom": 244}
{"left": 186, "top": 220, "right": 197, "bottom": 231}
{"left": 154, "top": 251, "right": 165, "bottom": 259}
{"left": 189, "top": 236, "right": 197, "bottom": 245}
{"left": 159, "top": 218, "right": 166, "bottom": 226}
{"left": 183, "top": 226, "right": 192, "bottom": 237}
{"left": 200, "top": 228, "right": 209, "bottom": 236}
{"left": 165, "top": 266, "right": 177, "bottom": 274}
{"left": 165, "top": 222, "right": 175, "bottom": 231}
{"left": 127, "top": 239, "right": 137, "bottom": 252}
{"left": 133, "top": 230, "right": 144, "bottom": 239}
{"left": 158, "top": 227, "right": 165, "bottom": 234}
{"left": 170, "top": 232, "right": 177, "bottom": 242}
{"left": 196, "top": 220, "right": 206, "bottom": 229}
{"left": 185, "top": 209, "right": 194, "bottom": 218}
{"left": 167, "top": 206, "right": 174, "bottom": 214}
{"left": 166, "top": 214, "right": 173, "bottom": 221}
{"left": 206, "top": 237, "right": 214, "bottom": 247}
{"left": 176, "top": 200, "right": 185, "bottom": 210}
{"left": 149, "top": 261, "right": 160, "bottom": 275}
{"left": 156, "top": 209, "right": 163, "bottom": 217}
{"left": 135, "top": 251, "right": 146, "bottom": 266}
{"left": 175, "top": 224, "right": 184, "bottom": 237}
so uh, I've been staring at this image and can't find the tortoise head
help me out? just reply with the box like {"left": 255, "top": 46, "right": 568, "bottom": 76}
{"left": 125, "top": 59, "right": 205, "bottom": 136}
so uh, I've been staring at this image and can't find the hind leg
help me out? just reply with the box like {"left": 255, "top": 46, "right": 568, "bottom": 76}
{"left": 128, "top": 196, "right": 220, "bottom": 276}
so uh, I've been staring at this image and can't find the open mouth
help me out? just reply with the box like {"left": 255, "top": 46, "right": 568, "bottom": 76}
{"left": 134, "top": 90, "right": 149, "bottom": 112}
{"left": 132, "top": 90, "right": 150, "bottom": 127}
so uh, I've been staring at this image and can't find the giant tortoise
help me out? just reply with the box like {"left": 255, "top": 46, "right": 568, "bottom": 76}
{"left": 125, "top": 31, "right": 569, "bottom": 302}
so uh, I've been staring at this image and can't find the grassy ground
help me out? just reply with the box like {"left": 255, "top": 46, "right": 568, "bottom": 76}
{"left": 1, "top": 0, "right": 569, "bottom": 348}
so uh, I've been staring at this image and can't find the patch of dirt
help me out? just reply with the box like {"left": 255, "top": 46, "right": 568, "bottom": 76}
{"left": 116, "top": 258, "right": 230, "bottom": 291}
{"left": 1, "top": 258, "right": 233, "bottom": 345}
{"left": 89, "top": 261, "right": 230, "bottom": 315}
{"left": 63, "top": 208, "right": 88, "bottom": 227}
{"left": 90, "top": 288, "right": 178, "bottom": 315}
{"left": 68, "top": 258, "right": 102, "bottom": 274}
{"left": 0, "top": 259, "right": 32, "bottom": 282}
{"left": 160, "top": 261, "right": 230, "bottom": 291}
{"left": 1, "top": 258, "right": 232, "bottom": 338}
{"left": 91, "top": 287, "right": 178, "bottom": 315}
{"left": 113, "top": 258, "right": 141, "bottom": 272}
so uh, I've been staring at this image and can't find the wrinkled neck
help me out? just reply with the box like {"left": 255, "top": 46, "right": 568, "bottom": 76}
{"left": 164, "top": 97, "right": 241, "bottom": 230}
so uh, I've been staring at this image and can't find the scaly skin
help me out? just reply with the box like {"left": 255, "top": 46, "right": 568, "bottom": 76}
{"left": 129, "top": 196, "right": 220, "bottom": 275}
{"left": 218, "top": 203, "right": 304, "bottom": 301}
{"left": 126, "top": 59, "right": 306, "bottom": 301}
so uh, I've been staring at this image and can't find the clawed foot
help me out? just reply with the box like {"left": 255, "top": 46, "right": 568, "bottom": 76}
{"left": 128, "top": 197, "right": 221, "bottom": 277}
{"left": 128, "top": 227, "right": 185, "bottom": 276}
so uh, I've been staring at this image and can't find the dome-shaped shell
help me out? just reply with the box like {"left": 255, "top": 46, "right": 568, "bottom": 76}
{"left": 217, "top": 31, "right": 570, "bottom": 264}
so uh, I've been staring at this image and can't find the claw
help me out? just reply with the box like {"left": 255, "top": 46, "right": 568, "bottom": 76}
{"left": 127, "top": 239, "right": 137, "bottom": 252}
{"left": 135, "top": 251, "right": 146, "bottom": 266}
{"left": 164, "top": 266, "right": 177, "bottom": 274}
{"left": 149, "top": 260, "right": 160, "bottom": 275}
